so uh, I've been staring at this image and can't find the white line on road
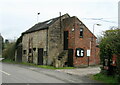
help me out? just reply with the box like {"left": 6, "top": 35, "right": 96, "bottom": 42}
{"left": 0, "top": 70, "right": 11, "bottom": 75}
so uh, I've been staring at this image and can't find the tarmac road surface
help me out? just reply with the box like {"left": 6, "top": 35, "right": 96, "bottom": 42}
{"left": 1, "top": 62, "right": 100, "bottom": 83}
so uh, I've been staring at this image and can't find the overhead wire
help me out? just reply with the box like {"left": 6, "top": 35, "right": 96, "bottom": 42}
{"left": 81, "top": 17, "right": 118, "bottom": 23}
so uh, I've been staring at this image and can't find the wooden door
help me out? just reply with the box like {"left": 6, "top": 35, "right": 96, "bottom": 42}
{"left": 38, "top": 48, "right": 43, "bottom": 65}
{"left": 68, "top": 49, "right": 73, "bottom": 67}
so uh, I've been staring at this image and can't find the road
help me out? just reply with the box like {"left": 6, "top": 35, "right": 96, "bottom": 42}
{"left": 1, "top": 62, "right": 99, "bottom": 83}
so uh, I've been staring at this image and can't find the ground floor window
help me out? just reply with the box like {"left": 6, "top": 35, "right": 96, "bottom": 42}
{"left": 29, "top": 49, "right": 32, "bottom": 53}
{"left": 75, "top": 48, "right": 84, "bottom": 57}
{"left": 33, "top": 48, "right": 36, "bottom": 51}
{"left": 44, "top": 51, "right": 48, "bottom": 56}
{"left": 23, "top": 50, "right": 26, "bottom": 54}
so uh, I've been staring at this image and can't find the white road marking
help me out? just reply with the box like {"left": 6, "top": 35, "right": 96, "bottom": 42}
{"left": 0, "top": 70, "right": 11, "bottom": 75}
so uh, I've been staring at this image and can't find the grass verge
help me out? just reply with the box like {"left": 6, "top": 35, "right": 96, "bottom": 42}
{"left": 93, "top": 73, "right": 118, "bottom": 84}
{"left": 2, "top": 59, "right": 75, "bottom": 69}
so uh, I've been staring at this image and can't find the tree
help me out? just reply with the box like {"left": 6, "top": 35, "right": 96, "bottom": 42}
{"left": 99, "top": 28, "right": 120, "bottom": 82}
{"left": 2, "top": 42, "right": 16, "bottom": 60}
{"left": 2, "top": 35, "right": 23, "bottom": 61}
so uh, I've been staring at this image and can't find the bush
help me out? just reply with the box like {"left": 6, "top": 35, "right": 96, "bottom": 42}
{"left": 99, "top": 29, "right": 120, "bottom": 81}
{"left": 100, "top": 69, "right": 108, "bottom": 75}
{"left": 2, "top": 42, "right": 16, "bottom": 60}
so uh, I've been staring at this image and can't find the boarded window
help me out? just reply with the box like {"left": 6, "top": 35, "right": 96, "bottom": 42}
{"left": 75, "top": 48, "right": 84, "bottom": 57}
{"left": 80, "top": 28, "right": 83, "bottom": 38}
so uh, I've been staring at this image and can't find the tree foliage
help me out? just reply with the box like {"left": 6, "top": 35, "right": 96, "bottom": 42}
{"left": 2, "top": 42, "right": 16, "bottom": 60}
{"left": 100, "top": 29, "right": 120, "bottom": 60}
{"left": 99, "top": 28, "right": 120, "bottom": 82}
{"left": 2, "top": 36, "right": 22, "bottom": 61}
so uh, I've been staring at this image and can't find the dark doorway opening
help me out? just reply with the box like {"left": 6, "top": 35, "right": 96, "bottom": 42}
{"left": 68, "top": 49, "right": 73, "bottom": 67}
{"left": 16, "top": 45, "right": 22, "bottom": 62}
{"left": 64, "top": 31, "right": 68, "bottom": 50}
{"left": 38, "top": 48, "right": 43, "bottom": 65}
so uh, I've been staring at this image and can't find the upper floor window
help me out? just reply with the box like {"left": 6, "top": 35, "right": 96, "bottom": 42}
{"left": 80, "top": 28, "right": 83, "bottom": 38}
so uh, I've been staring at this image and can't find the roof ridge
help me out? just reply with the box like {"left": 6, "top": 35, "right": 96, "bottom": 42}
{"left": 37, "top": 13, "right": 70, "bottom": 24}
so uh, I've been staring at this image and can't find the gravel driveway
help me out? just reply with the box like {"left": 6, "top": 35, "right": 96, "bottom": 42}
{"left": 56, "top": 66, "right": 101, "bottom": 77}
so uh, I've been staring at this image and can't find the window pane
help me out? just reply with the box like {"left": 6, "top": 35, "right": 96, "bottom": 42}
{"left": 80, "top": 29, "right": 83, "bottom": 31}
{"left": 80, "top": 28, "right": 83, "bottom": 38}
{"left": 23, "top": 50, "right": 26, "bottom": 54}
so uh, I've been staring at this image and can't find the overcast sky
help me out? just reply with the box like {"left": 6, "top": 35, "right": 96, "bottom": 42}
{"left": 0, "top": 0, "right": 119, "bottom": 40}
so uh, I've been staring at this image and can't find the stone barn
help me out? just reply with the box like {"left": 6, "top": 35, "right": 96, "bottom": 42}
{"left": 19, "top": 13, "right": 100, "bottom": 67}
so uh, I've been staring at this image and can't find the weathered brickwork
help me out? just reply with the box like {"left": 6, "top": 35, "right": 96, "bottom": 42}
{"left": 48, "top": 14, "right": 69, "bottom": 66}
{"left": 63, "top": 17, "right": 100, "bottom": 67}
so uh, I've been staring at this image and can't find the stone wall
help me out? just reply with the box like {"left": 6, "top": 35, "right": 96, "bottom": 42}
{"left": 22, "top": 14, "right": 70, "bottom": 66}
{"left": 48, "top": 14, "right": 70, "bottom": 66}
{"left": 22, "top": 29, "right": 47, "bottom": 64}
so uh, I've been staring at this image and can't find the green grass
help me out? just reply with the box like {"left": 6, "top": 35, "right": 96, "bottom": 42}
{"left": 93, "top": 73, "right": 118, "bottom": 84}
{"left": 2, "top": 59, "right": 16, "bottom": 63}
{"left": 2, "top": 59, "right": 75, "bottom": 69}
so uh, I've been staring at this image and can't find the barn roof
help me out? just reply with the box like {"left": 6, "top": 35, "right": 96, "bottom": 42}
{"left": 22, "top": 18, "right": 58, "bottom": 34}
{"left": 22, "top": 13, "right": 70, "bottom": 34}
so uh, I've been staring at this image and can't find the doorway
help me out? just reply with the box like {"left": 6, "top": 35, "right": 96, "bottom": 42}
{"left": 68, "top": 49, "right": 73, "bottom": 67}
{"left": 38, "top": 48, "right": 43, "bottom": 65}
{"left": 16, "top": 45, "right": 22, "bottom": 62}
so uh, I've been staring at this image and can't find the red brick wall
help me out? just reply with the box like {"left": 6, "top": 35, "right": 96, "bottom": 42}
{"left": 63, "top": 16, "right": 100, "bottom": 67}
